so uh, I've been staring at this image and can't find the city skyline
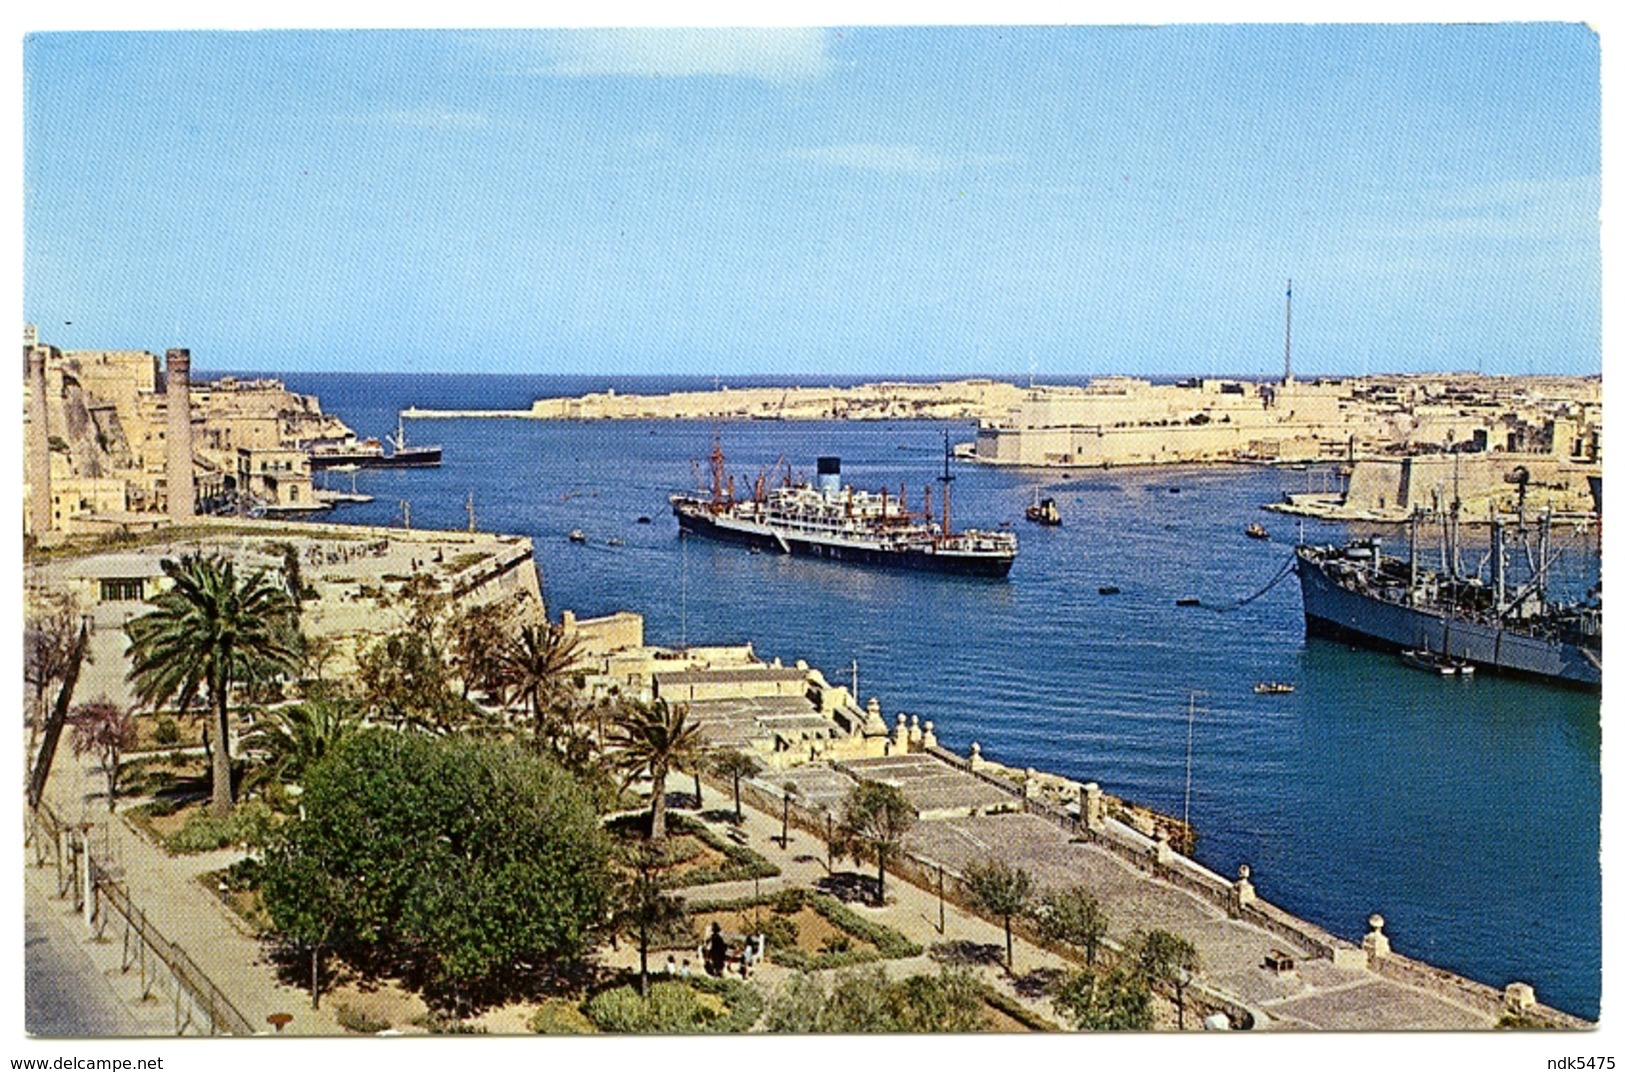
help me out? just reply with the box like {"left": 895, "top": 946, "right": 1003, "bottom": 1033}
{"left": 23, "top": 25, "right": 1601, "bottom": 377}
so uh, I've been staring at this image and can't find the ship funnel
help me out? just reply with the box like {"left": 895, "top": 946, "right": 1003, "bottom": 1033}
{"left": 817, "top": 456, "right": 841, "bottom": 498}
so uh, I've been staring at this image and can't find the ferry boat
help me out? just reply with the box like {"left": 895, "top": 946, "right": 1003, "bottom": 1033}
{"left": 1025, "top": 497, "right": 1062, "bottom": 526}
{"left": 670, "top": 438, "right": 1017, "bottom": 578}
{"left": 1253, "top": 681, "right": 1295, "bottom": 694}
{"left": 1294, "top": 510, "right": 1601, "bottom": 690}
{"left": 309, "top": 416, "right": 442, "bottom": 470}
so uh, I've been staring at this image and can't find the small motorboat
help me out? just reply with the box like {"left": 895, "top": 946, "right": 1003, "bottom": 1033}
{"left": 1245, "top": 523, "right": 1269, "bottom": 540}
{"left": 1025, "top": 497, "right": 1062, "bottom": 526}
{"left": 1098, "top": 585, "right": 1121, "bottom": 596}
{"left": 636, "top": 516, "right": 653, "bottom": 524}
{"left": 1254, "top": 682, "right": 1295, "bottom": 695}
{"left": 1175, "top": 597, "right": 1201, "bottom": 607}
{"left": 568, "top": 529, "right": 587, "bottom": 544}
{"left": 1402, "top": 649, "right": 1474, "bottom": 677}
{"left": 606, "top": 537, "right": 625, "bottom": 547}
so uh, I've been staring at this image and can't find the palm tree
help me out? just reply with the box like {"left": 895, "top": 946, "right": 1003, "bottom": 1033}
{"left": 126, "top": 554, "right": 300, "bottom": 817}
{"left": 610, "top": 699, "right": 703, "bottom": 840}
{"left": 495, "top": 622, "right": 584, "bottom": 747}
{"left": 242, "top": 689, "right": 361, "bottom": 790}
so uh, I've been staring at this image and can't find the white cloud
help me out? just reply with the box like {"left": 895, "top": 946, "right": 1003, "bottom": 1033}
{"left": 545, "top": 28, "right": 831, "bottom": 82}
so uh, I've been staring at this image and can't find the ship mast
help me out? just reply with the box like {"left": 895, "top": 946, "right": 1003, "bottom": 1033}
{"left": 939, "top": 428, "right": 955, "bottom": 537}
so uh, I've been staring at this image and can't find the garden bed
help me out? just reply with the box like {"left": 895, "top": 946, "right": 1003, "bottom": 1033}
{"left": 604, "top": 812, "right": 779, "bottom": 887}
{"left": 686, "top": 888, "right": 921, "bottom": 971}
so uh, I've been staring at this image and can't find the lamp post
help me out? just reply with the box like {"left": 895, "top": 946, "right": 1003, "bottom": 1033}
{"left": 1176, "top": 966, "right": 1192, "bottom": 1030}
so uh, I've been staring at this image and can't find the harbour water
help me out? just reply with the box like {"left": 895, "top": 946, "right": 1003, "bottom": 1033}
{"left": 263, "top": 372, "right": 1601, "bottom": 1019}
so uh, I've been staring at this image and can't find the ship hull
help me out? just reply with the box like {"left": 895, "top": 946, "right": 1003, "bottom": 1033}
{"left": 1295, "top": 549, "right": 1600, "bottom": 690}
{"left": 675, "top": 506, "right": 1014, "bottom": 578}
{"left": 311, "top": 447, "right": 442, "bottom": 470}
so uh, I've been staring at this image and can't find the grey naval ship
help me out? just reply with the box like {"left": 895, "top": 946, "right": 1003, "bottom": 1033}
{"left": 671, "top": 440, "right": 1017, "bottom": 578}
{"left": 1295, "top": 511, "right": 1601, "bottom": 690}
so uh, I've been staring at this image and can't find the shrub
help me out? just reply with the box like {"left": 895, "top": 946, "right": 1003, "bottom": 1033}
{"left": 760, "top": 914, "right": 798, "bottom": 953}
{"left": 771, "top": 887, "right": 808, "bottom": 915}
{"left": 527, "top": 999, "right": 596, "bottom": 1034}
{"left": 334, "top": 1004, "right": 391, "bottom": 1034}
{"left": 821, "top": 933, "right": 853, "bottom": 955}
{"left": 164, "top": 802, "right": 279, "bottom": 854}
{"left": 582, "top": 978, "right": 760, "bottom": 1034}
{"left": 221, "top": 857, "right": 263, "bottom": 892}
{"left": 166, "top": 811, "right": 237, "bottom": 853}
{"left": 154, "top": 718, "right": 181, "bottom": 745}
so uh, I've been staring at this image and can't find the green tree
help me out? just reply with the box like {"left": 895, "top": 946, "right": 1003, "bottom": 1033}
{"left": 613, "top": 843, "right": 689, "bottom": 995}
{"left": 125, "top": 554, "right": 300, "bottom": 817}
{"left": 962, "top": 859, "right": 1034, "bottom": 972}
{"left": 357, "top": 631, "right": 471, "bottom": 732}
{"left": 68, "top": 699, "right": 137, "bottom": 811}
{"left": 1130, "top": 929, "right": 1200, "bottom": 1028}
{"left": 836, "top": 781, "right": 917, "bottom": 906}
{"left": 610, "top": 699, "right": 703, "bottom": 841}
{"left": 1033, "top": 885, "right": 1110, "bottom": 965}
{"left": 261, "top": 730, "right": 614, "bottom": 1001}
{"left": 709, "top": 748, "right": 760, "bottom": 824}
{"left": 1053, "top": 966, "right": 1153, "bottom": 1031}
{"left": 447, "top": 599, "right": 520, "bottom": 701}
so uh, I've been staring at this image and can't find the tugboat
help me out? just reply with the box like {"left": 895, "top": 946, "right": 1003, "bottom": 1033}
{"left": 1025, "top": 497, "right": 1063, "bottom": 526}
{"left": 671, "top": 434, "right": 1017, "bottom": 578}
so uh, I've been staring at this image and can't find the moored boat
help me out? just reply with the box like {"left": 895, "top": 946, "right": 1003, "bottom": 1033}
{"left": 671, "top": 437, "right": 1017, "bottom": 578}
{"left": 1294, "top": 510, "right": 1600, "bottom": 690}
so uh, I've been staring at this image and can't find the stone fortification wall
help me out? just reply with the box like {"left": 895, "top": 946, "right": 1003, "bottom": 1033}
{"left": 1343, "top": 452, "right": 1597, "bottom": 519}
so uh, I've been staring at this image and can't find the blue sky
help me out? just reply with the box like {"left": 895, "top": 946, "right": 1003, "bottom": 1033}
{"left": 22, "top": 25, "right": 1601, "bottom": 377}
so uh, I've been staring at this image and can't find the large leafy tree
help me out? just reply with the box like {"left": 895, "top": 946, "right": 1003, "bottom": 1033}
{"left": 261, "top": 730, "right": 614, "bottom": 1003}
{"left": 356, "top": 631, "right": 471, "bottom": 732}
{"left": 836, "top": 780, "right": 917, "bottom": 906}
{"left": 1033, "top": 885, "right": 1110, "bottom": 965}
{"left": 963, "top": 859, "right": 1034, "bottom": 972}
{"left": 447, "top": 599, "right": 521, "bottom": 701}
{"left": 125, "top": 554, "right": 300, "bottom": 817}
{"left": 610, "top": 699, "right": 703, "bottom": 841}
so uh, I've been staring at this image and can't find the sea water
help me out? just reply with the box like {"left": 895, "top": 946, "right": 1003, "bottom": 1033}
{"left": 254, "top": 372, "right": 1602, "bottom": 1019}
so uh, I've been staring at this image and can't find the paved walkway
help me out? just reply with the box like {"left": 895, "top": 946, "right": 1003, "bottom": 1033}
{"left": 27, "top": 743, "right": 342, "bottom": 1037}
{"left": 671, "top": 774, "right": 1502, "bottom": 1030}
